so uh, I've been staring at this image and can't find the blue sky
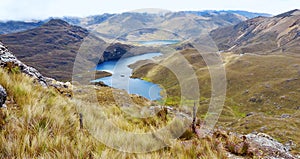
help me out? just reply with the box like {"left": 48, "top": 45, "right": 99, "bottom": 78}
{"left": 0, "top": 0, "right": 299, "bottom": 20}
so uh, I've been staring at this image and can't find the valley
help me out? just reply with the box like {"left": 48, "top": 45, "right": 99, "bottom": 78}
{"left": 0, "top": 8, "right": 299, "bottom": 158}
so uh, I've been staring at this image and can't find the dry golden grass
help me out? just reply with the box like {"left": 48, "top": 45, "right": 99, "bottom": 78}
{"left": 0, "top": 69, "right": 100, "bottom": 158}
{"left": 0, "top": 68, "right": 237, "bottom": 158}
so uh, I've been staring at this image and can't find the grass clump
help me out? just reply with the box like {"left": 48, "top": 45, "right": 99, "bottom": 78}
{"left": 0, "top": 68, "right": 239, "bottom": 158}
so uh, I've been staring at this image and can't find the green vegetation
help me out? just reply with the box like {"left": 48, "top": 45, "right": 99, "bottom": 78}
{"left": 131, "top": 49, "right": 300, "bottom": 153}
{"left": 4, "top": 62, "right": 21, "bottom": 74}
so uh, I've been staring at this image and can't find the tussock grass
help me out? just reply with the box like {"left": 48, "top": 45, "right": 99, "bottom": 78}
{"left": 0, "top": 68, "right": 238, "bottom": 158}
{"left": 0, "top": 69, "right": 99, "bottom": 158}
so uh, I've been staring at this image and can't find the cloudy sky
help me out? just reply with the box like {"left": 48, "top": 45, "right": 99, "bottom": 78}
{"left": 0, "top": 0, "right": 299, "bottom": 20}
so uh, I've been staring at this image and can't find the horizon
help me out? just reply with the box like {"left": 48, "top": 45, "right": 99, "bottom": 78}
{"left": 0, "top": 0, "right": 299, "bottom": 21}
{"left": 0, "top": 9, "right": 276, "bottom": 22}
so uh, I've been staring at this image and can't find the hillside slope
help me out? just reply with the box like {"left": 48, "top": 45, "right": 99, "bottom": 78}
{"left": 0, "top": 19, "right": 160, "bottom": 81}
{"left": 0, "top": 19, "right": 90, "bottom": 80}
{"left": 210, "top": 9, "right": 300, "bottom": 54}
{"left": 0, "top": 38, "right": 297, "bottom": 159}
{"left": 130, "top": 11, "right": 300, "bottom": 153}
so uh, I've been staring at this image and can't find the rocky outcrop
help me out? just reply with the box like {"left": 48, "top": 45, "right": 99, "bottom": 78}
{"left": 207, "top": 129, "right": 297, "bottom": 159}
{"left": 0, "top": 85, "right": 6, "bottom": 107}
{"left": 0, "top": 41, "right": 49, "bottom": 87}
{"left": 245, "top": 133, "right": 295, "bottom": 159}
{"left": 0, "top": 41, "right": 72, "bottom": 95}
{"left": 0, "top": 19, "right": 90, "bottom": 81}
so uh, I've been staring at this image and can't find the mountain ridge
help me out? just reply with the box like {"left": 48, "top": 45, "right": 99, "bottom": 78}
{"left": 210, "top": 9, "right": 300, "bottom": 54}
{"left": 0, "top": 19, "right": 160, "bottom": 81}
{"left": 0, "top": 10, "right": 270, "bottom": 35}
{"left": 0, "top": 19, "right": 89, "bottom": 80}
{"left": 0, "top": 20, "right": 45, "bottom": 34}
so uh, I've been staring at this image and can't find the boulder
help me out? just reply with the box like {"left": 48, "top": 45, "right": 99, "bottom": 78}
{"left": 0, "top": 85, "right": 7, "bottom": 107}
{"left": 281, "top": 114, "right": 291, "bottom": 119}
{"left": 245, "top": 133, "right": 295, "bottom": 159}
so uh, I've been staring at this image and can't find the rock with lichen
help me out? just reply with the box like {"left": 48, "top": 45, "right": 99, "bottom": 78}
{"left": 0, "top": 85, "right": 7, "bottom": 107}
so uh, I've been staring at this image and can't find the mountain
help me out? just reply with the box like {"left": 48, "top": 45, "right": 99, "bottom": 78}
{"left": 62, "top": 13, "right": 115, "bottom": 27}
{"left": 210, "top": 9, "right": 300, "bottom": 54}
{"left": 0, "top": 19, "right": 90, "bottom": 80}
{"left": 0, "top": 10, "right": 268, "bottom": 36}
{"left": 88, "top": 11, "right": 250, "bottom": 41}
{"left": 183, "top": 10, "right": 271, "bottom": 19}
{"left": 0, "top": 11, "right": 272, "bottom": 79}
{"left": 129, "top": 10, "right": 300, "bottom": 153}
{"left": 62, "top": 10, "right": 269, "bottom": 29}
{"left": 0, "top": 20, "right": 45, "bottom": 34}
{"left": 0, "top": 19, "right": 160, "bottom": 81}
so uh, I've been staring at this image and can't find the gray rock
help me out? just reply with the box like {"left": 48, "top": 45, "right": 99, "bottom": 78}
{"left": 246, "top": 112, "right": 254, "bottom": 117}
{"left": 285, "top": 140, "right": 296, "bottom": 151}
{"left": 259, "top": 126, "right": 267, "bottom": 132}
{"left": 265, "top": 83, "right": 271, "bottom": 88}
{"left": 0, "top": 85, "right": 7, "bottom": 107}
{"left": 0, "top": 42, "right": 73, "bottom": 97}
{"left": 281, "top": 114, "right": 291, "bottom": 119}
{"left": 245, "top": 133, "right": 295, "bottom": 159}
{"left": 0, "top": 41, "right": 49, "bottom": 87}
{"left": 242, "top": 89, "right": 249, "bottom": 95}
{"left": 286, "top": 78, "right": 298, "bottom": 82}
{"left": 249, "top": 97, "right": 257, "bottom": 102}
{"left": 249, "top": 97, "right": 262, "bottom": 103}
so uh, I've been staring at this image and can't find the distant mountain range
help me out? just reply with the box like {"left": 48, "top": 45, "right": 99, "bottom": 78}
{"left": 0, "top": 10, "right": 270, "bottom": 35}
{"left": 182, "top": 10, "right": 271, "bottom": 19}
{"left": 210, "top": 9, "right": 300, "bottom": 54}
{"left": 88, "top": 11, "right": 249, "bottom": 41}
{"left": 0, "top": 20, "right": 44, "bottom": 34}
{"left": 0, "top": 9, "right": 298, "bottom": 81}
{"left": 0, "top": 10, "right": 271, "bottom": 80}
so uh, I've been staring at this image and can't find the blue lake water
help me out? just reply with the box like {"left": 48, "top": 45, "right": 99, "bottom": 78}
{"left": 94, "top": 53, "right": 162, "bottom": 100}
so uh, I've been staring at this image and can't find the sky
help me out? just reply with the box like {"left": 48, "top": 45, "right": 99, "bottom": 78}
{"left": 0, "top": 0, "right": 299, "bottom": 20}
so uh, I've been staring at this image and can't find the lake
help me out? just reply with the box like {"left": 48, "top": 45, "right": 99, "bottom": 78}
{"left": 94, "top": 53, "right": 162, "bottom": 100}
{"left": 93, "top": 40, "right": 180, "bottom": 100}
